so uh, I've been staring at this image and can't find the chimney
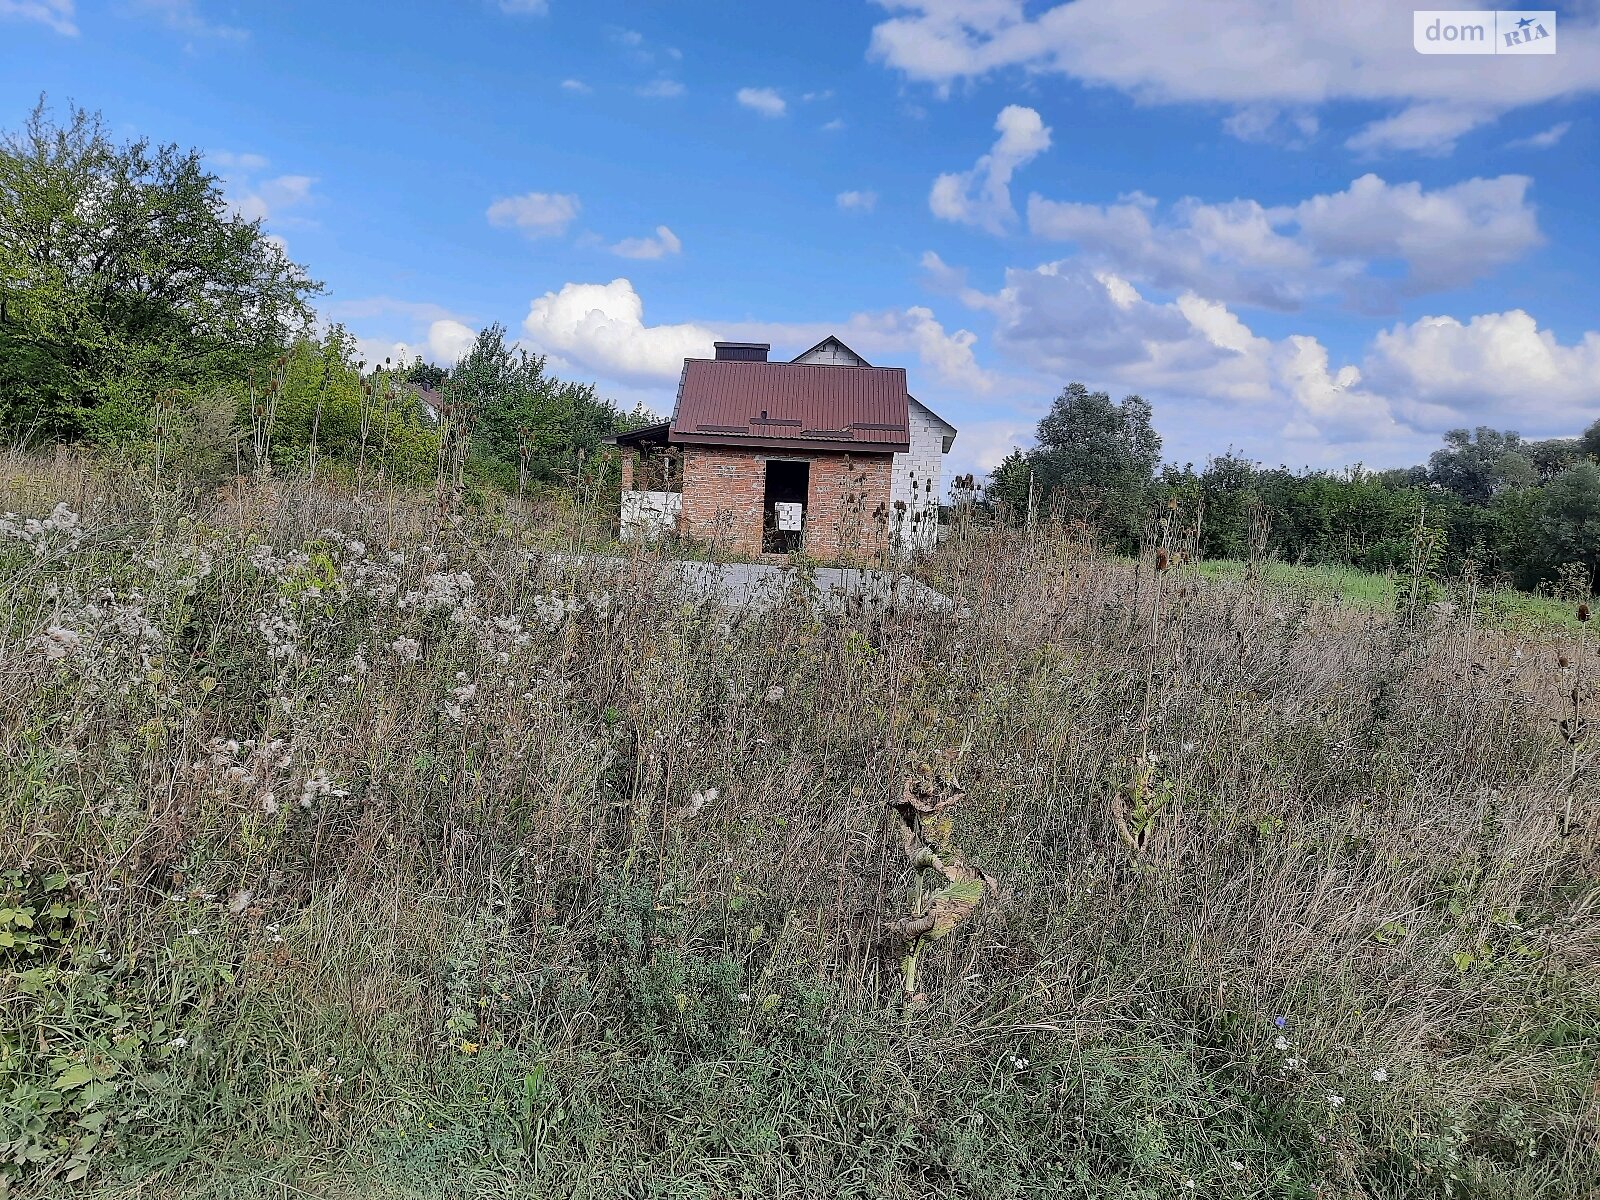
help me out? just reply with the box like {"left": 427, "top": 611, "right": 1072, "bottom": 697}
{"left": 713, "top": 341, "right": 770, "bottom": 362}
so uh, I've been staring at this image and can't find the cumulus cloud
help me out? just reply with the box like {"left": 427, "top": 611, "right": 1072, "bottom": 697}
{"left": 837, "top": 190, "right": 878, "bottom": 212}
{"left": 955, "top": 244, "right": 1599, "bottom": 455}
{"left": 736, "top": 87, "right": 787, "bottom": 117}
{"left": 486, "top": 191, "right": 581, "bottom": 237}
{"left": 331, "top": 299, "right": 480, "bottom": 370}
{"left": 560, "top": 78, "right": 591, "bottom": 94}
{"left": 0, "top": 0, "right": 77, "bottom": 36}
{"left": 609, "top": 225, "right": 682, "bottom": 260}
{"left": 1027, "top": 173, "right": 1541, "bottom": 311}
{"left": 1365, "top": 311, "right": 1600, "bottom": 433}
{"left": 930, "top": 105, "right": 1050, "bottom": 233}
{"left": 869, "top": 0, "right": 1600, "bottom": 154}
{"left": 521, "top": 279, "right": 715, "bottom": 384}
{"left": 498, "top": 0, "right": 547, "bottom": 13}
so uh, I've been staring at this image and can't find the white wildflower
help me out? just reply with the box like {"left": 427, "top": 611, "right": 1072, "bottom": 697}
{"left": 38, "top": 625, "right": 83, "bottom": 661}
{"left": 389, "top": 637, "right": 422, "bottom": 662}
{"left": 1371, "top": 1068, "right": 1388, "bottom": 1083}
{"left": 1327, "top": 1092, "right": 1344, "bottom": 1107}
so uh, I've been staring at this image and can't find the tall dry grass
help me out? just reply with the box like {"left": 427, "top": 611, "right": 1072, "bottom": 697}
{"left": 1, "top": 450, "right": 1596, "bottom": 1199}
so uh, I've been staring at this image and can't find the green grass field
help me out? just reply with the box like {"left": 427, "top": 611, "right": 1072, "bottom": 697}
{"left": 1194, "top": 558, "right": 1586, "bottom": 632}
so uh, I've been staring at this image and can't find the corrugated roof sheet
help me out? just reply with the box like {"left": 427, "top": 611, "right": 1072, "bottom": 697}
{"left": 669, "top": 359, "right": 911, "bottom": 453}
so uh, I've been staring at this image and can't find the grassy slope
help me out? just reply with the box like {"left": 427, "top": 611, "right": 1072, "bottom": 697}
{"left": 2, "top": 458, "right": 1597, "bottom": 1199}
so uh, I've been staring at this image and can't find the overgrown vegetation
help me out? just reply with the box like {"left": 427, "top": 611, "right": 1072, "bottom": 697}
{"left": 2, "top": 452, "right": 1596, "bottom": 1199}
{"left": 0, "top": 101, "right": 635, "bottom": 497}
{"left": 988, "top": 385, "right": 1600, "bottom": 596}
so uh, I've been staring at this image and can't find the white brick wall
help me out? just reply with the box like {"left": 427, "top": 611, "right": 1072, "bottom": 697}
{"left": 620, "top": 490, "right": 681, "bottom": 542}
{"left": 791, "top": 340, "right": 955, "bottom": 555}
{"left": 891, "top": 399, "right": 949, "bottom": 552}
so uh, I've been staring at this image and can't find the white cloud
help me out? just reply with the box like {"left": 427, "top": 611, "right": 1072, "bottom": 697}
{"left": 1222, "top": 106, "right": 1318, "bottom": 148}
{"left": 521, "top": 279, "right": 715, "bottom": 384}
{"left": 609, "top": 225, "right": 682, "bottom": 260}
{"left": 822, "top": 119, "right": 846, "bottom": 132}
{"left": 953, "top": 244, "right": 1599, "bottom": 458}
{"left": 498, "top": 0, "right": 547, "bottom": 13}
{"left": 331, "top": 298, "right": 479, "bottom": 370}
{"left": 426, "top": 319, "right": 479, "bottom": 365}
{"left": 486, "top": 191, "right": 580, "bottom": 237}
{"left": 560, "top": 78, "right": 592, "bottom": 94}
{"left": 869, "top": 0, "right": 1600, "bottom": 154}
{"left": 1, "top": 0, "right": 77, "bottom": 35}
{"left": 717, "top": 307, "right": 1002, "bottom": 395}
{"left": 920, "top": 250, "right": 972, "bottom": 296}
{"left": 1507, "top": 121, "right": 1573, "bottom": 150}
{"left": 1027, "top": 173, "right": 1541, "bottom": 311}
{"left": 1365, "top": 310, "right": 1600, "bottom": 433}
{"left": 215, "top": 157, "right": 317, "bottom": 226}
{"left": 930, "top": 105, "right": 1049, "bottom": 233}
{"left": 837, "top": 190, "right": 878, "bottom": 212}
{"left": 1344, "top": 102, "right": 1495, "bottom": 157}
{"left": 638, "top": 78, "right": 686, "bottom": 99}
{"left": 1289, "top": 173, "right": 1539, "bottom": 295}
{"left": 134, "top": 0, "right": 246, "bottom": 40}
{"left": 209, "top": 150, "right": 269, "bottom": 171}
{"left": 736, "top": 87, "right": 787, "bottom": 117}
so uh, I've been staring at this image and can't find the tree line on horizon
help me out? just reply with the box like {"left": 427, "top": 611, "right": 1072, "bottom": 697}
{"left": 0, "top": 100, "right": 636, "bottom": 494}
{"left": 986, "top": 383, "right": 1600, "bottom": 594}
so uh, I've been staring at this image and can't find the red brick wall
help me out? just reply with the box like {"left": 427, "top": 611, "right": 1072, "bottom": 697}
{"left": 678, "top": 446, "right": 893, "bottom": 561}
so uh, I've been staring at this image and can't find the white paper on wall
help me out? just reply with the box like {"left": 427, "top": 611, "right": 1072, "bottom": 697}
{"left": 775, "top": 502, "right": 803, "bottom": 531}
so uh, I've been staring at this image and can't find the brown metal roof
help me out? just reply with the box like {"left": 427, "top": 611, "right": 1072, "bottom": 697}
{"left": 669, "top": 359, "right": 910, "bottom": 454}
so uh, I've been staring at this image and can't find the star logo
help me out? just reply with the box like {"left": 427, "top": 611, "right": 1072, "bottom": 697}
{"left": 1517, "top": 16, "right": 1534, "bottom": 29}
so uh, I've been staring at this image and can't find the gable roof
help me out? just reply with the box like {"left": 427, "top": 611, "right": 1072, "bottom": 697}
{"left": 791, "top": 337, "right": 957, "bottom": 451}
{"left": 669, "top": 358, "right": 910, "bottom": 454}
{"left": 791, "top": 335, "right": 872, "bottom": 367}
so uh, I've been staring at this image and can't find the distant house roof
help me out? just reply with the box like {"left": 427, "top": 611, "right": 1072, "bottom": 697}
{"left": 407, "top": 383, "right": 444, "bottom": 420}
{"left": 668, "top": 358, "right": 911, "bottom": 454}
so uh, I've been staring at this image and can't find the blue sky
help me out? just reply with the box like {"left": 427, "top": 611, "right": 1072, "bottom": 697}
{"left": 4, "top": 0, "right": 1599, "bottom": 478}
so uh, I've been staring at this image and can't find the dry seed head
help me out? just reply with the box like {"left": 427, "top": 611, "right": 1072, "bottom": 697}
{"left": 1155, "top": 549, "right": 1169, "bottom": 573}
{"left": 1579, "top": 603, "right": 1590, "bottom": 623}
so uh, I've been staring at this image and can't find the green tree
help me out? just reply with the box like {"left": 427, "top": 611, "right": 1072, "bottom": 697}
{"left": 1530, "top": 464, "right": 1600, "bottom": 590}
{"left": 1428, "top": 427, "right": 1536, "bottom": 503}
{"left": 450, "top": 324, "right": 628, "bottom": 492}
{"left": 1580, "top": 417, "right": 1600, "bottom": 465}
{"left": 0, "top": 100, "right": 320, "bottom": 439}
{"left": 402, "top": 356, "right": 448, "bottom": 391}
{"left": 1003, "top": 382, "right": 1162, "bottom": 549}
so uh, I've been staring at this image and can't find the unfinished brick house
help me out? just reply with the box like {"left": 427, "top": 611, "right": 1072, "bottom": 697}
{"left": 611, "top": 336, "right": 956, "bottom": 561}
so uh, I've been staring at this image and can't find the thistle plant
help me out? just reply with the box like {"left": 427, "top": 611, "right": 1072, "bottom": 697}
{"left": 885, "top": 762, "right": 994, "bottom": 1004}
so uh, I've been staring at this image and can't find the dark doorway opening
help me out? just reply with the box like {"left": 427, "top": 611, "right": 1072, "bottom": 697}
{"left": 762, "top": 459, "right": 809, "bottom": 554}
